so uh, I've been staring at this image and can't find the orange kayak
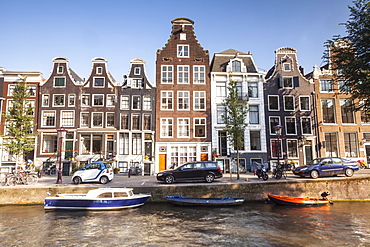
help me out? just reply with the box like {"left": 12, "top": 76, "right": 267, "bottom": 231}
{"left": 267, "top": 194, "right": 331, "bottom": 206}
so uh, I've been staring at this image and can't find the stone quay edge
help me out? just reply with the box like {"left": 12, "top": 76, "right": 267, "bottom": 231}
{"left": 1, "top": 170, "right": 370, "bottom": 205}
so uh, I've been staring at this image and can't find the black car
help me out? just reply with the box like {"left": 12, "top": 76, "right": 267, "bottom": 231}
{"left": 156, "top": 161, "right": 223, "bottom": 184}
{"left": 292, "top": 157, "right": 360, "bottom": 179}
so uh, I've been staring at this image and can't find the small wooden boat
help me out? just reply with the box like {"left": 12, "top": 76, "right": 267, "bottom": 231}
{"left": 166, "top": 196, "right": 245, "bottom": 206}
{"left": 44, "top": 188, "right": 151, "bottom": 210}
{"left": 267, "top": 194, "right": 331, "bottom": 206}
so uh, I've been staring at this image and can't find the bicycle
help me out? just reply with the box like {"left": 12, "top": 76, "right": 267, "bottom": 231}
{"left": 272, "top": 163, "right": 287, "bottom": 180}
{"left": 0, "top": 172, "right": 16, "bottom": 186}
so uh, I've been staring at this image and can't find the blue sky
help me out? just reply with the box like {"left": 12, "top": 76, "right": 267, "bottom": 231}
{"left": 0, "top": 0, "right": 353, "bottom": 83}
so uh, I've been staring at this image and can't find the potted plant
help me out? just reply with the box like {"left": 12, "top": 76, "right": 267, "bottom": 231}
{"left": 113, "top": 168, "right": 120, "bottom": 174}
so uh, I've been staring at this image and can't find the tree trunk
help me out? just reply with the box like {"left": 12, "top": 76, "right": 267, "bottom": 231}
{"left": 237, "top": 149, "right": 240, "bottom": 180}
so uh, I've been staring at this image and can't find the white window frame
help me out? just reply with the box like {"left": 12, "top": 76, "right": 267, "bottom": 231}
{"left": 134, "top": 67, "right": 140, "bottom": 75}
{"left": 93, "top": 77, "right": 105, "bottom": 87}
{"left": 120, "top": 95, "right": 129, "bottom": 110}
{"left": 161, "top": 65, "right": 173, "bottom": 84}
{"left": 216, "top": 81, "right": 226, "bottom": 97}
{"left": 160, "top": 118, "right": 173, "bottom": 138}
{"left": 143, "top": 96, "right": 151, "bottom": 110}
{"left": 92, "top": 94, "right": 104, "bottom": 106}
{"left": 193, "top": 91, "right": 206, "bottom": 111}
{"left": 193, "top": 66, "right": 205, "bottom": 84}
{"left": 301, "top": 117, "right": 312, "bottom": 135}
{"left": 285, "top": 117, "right": 297, "bottom": 135}
{"left": 61, "top": 110, "right": 74, "bottom": 127}
{"left": 54, "top": 77, "right": 66, "bottom": 87}
{"left": 177, "top": 65, "right": 189, "bottom": 84}
{"left": 106, "top": 94, "right": 115, "bottom": 107}
{"left": 282, "top": 77, "right": 293, "bottom": 88}
{"left": 7, "top": 84, "right": 15, "bottom": 96}
{"left": 80, "top": 112, "right": 89, "bottom": 127}
{"left": 57, "top": 66, "right": 64, "bottom": 74}
{"left": 177, "top": 91, "right": 190, "bottom": 111}
{"left": 299, "top": 96, "right": 310, "bottom": 111}
{"left": 268, "top": 95, "right": 279, "bottom": 111}
{"left": 68, "top": 94, "right": 76, "bottom": 107}
{"left": 42, "top": 94, "right": 49, "bottom": 107}
{"left": 81, "top": 94, "right": 90, "bottom": 107}
{"left": 320, "top": 79, "right": 334, "bottom": 92}
{"left": 92, "top": 112, "right": 103, "bottom": 127}
{"left": 177, "top": 44, "right": 189, "bottom": 58}
{"left": 42, "top": 110, "right": 56, "bottom": 127}
{"left": 287, "top": 139, "right": 299, "bottom": 158}
{"left": 194, "top": 118, "right": 206, "bottom": 138}
{"left": 177, "top": 118, "right": 190, "bottom": 138}
{"left": 53, "top": 94, "right": 65, "bottom": 107}
{"left": 106, "top": 112, "right": 115, "bottom": 127}
{"left": 283, "top": 63, "right": 291, "bottom": 71}
{"left": 96, "top": 67, "right": 103, "bottom": 74}
{"left": 269, "top": 116, "right": 281, "bottom": 135}
{"left": 283, "top": 95, "right": 295, "bottom": 111}
{"left": 161, "top": 91, "right": 173, "bottom": 110}
{"left": 132, "top": 95, "right": 141, "bottom": 110}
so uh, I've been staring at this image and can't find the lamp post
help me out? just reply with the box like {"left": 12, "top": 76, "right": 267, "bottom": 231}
{"left": 274, "top": 125, "right": 283, "bottom": 169}
{"left": 56, "top": 126, "right": 68, "bottom": 184}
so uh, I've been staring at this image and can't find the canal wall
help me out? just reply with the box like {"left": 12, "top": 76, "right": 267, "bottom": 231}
{"left": 1, "top": 176, "right": 370, "bottom": 205}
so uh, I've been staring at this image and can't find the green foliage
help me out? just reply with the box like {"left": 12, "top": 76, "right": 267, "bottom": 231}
{"left": 3, "top": 77, "right": 36, "bottom": 161}
{"left": 324, "top": 0, "right": 370, "bottom": 111}
{"left": 221, "top": 79, "right": 249, "bottom": 151}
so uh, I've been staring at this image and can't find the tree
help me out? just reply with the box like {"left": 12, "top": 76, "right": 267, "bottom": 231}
{"left": 221, "top": 79, "right": 249, "bottom": 180}
{"left": 3, "top": 77, "right": 36, "bottom": 168}
{"left": 324, "top": 0, "right": 370, "bottom": 112}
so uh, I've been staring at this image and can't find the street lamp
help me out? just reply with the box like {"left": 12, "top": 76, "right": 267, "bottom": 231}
{"left": 56, "top": 126, "right": 68, "bottom": 184}
{"left": 274, "top": 125, "right": 283, "bottom": 169}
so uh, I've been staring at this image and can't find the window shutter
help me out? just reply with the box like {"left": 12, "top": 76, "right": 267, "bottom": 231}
{"left": 293, "top": 77, "right": 299, "bottom": 88}
{"left": 278, "top": 76, "right": 283, "bottom": 88}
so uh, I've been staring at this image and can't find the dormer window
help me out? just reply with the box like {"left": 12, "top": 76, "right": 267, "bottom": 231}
{"left": 96, "top": 67, "right": 103, "bottom": 74}
{"left": 232, "top": 61, "right": 241, "bottom": 72}
{"left": 283, "top": 63, "right": 291, "bottom": 71}
{"left": 57, "top": 66, "right": 63, "bottom": 74}
{"left": 177, "top": 45, "right": 189, "bottom": 57}
{"left": 134, "top": 67, "right": 140, "bottom": 75}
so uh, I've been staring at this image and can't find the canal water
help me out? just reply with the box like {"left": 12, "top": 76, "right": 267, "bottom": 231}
{"left": 0, "top": 202, "right": 369, "bottom": 247}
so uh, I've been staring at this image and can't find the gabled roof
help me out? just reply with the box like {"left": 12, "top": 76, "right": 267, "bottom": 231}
{"left": 211, "top": 49, "right": 257, "bottom": 73}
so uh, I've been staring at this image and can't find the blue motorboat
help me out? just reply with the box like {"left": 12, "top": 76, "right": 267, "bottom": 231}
{"left": 44, "top": 188, "right": 151, "bottom": 210}
{"left": 166, "top": 196, "right": 244, "bottom": 206}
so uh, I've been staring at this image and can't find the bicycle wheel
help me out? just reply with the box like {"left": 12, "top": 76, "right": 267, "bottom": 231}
{"left": 0, "top": 176, "right": 6, "bottom": 186}
{"left": 29, "top": 174, "right": 39, "bottom": 184}
{"left": 275, "top": 170, "right": 282, "bottom": 179}
{"left": 50, "top": 168, "right": 57, "bottom": 176}
{"left": 6, "top": 176, "right": 16, "bottom": 186}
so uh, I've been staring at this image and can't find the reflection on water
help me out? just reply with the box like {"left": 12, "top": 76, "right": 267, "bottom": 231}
{"left": 0, "top": 202, "right": 369, "bottom": 246}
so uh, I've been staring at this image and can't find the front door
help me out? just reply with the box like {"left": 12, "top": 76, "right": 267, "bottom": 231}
{"left": 366, "top": 146, "right": 370, "bottom": 165}
{"left": 159, "top": 154, "right": 166, "bottom": 171}
{"left": 304, "top": 145, "right": 313, "bottom": 164}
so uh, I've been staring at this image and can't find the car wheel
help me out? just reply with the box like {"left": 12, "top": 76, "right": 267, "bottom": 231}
{"left": 100, "top": 176, "right": 109, "bottom": 184}
{"left": 345, "top": 168, "right": 354, "bottom": 177}
{"left": 165, "top": 175, "right": 175, "bottom": 184}
{"left": 205, "top": 173, "right": 215, "bottom": 183}
{"left": 310, "top": 170, "right": 319, "bottom": 179}
{"left": 73, "top": 176, "right": 81, "bottom": 185}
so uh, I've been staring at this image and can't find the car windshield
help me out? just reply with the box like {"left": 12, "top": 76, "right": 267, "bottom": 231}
{"left": 307, "top": 159, "right": 322, "bottom": 165}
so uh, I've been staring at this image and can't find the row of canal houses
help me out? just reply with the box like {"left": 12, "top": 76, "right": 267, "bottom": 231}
{"left": 1, "top": 17, "right": 370, "bottom": 175}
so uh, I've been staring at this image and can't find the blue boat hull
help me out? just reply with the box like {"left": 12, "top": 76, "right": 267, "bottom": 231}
{"left": 44, "top": 195, "right": 150, "bottom": 210}
{"left": 166, "top": 196, "right": 244, "bottom": 206}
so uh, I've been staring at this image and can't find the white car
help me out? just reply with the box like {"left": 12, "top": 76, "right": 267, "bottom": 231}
{"left": 72, "top": 162, "right": 114, "bottom": 184}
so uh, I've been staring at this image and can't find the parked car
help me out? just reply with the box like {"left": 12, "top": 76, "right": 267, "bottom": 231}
{"left": 72, "top": 162, "right": 114, "bottom": 184}
{"left": 292, "top": 157, "right": 359, "bottom": 179}
{"left": 156, "top": 161, "right": 223, "bottom": 184}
